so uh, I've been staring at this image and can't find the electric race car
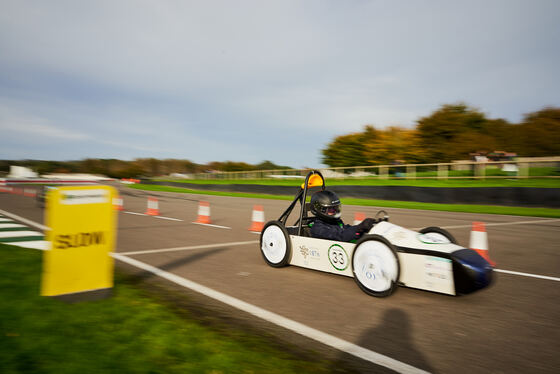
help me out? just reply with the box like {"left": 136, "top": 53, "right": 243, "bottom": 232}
{"left": 259, "top": 170, "right": 494, "bottom": 297}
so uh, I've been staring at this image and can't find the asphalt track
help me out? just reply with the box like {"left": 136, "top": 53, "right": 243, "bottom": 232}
{"left": 1, "top": 184, "right": 559, "bottom": 373}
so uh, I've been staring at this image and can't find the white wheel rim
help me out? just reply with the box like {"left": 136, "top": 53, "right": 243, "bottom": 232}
{"left": 419, "top": 232, "right": 451, "bottom": 244}
{"left": 354, "top": 240, "right": 398, "bottom": 292}
{"left": 261, "top": 225, "right": 287, "bottom": 264}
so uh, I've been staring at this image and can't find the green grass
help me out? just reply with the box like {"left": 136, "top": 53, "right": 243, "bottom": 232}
{"left": 130, "top": 184, "right": 560, "bottom": 218}
{"left": 0, "top": 244, "right": 336, "bottom": 374}
{"left": 134, "top": 184, "right": 294, "bottom": 200}
{"left": 156, "top": 178, "right": 560, "bottom": 188}
{"left": 339, "top": 198, "right": 560, "bottom": 218}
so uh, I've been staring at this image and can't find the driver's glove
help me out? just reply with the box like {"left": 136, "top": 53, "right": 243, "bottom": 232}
{"left": 357, "top": 218, "right": 375, "bottom": 233}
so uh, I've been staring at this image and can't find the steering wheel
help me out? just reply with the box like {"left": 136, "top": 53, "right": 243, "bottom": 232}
{"left": 374, "top": 210, "right": 389, "bottom": 222}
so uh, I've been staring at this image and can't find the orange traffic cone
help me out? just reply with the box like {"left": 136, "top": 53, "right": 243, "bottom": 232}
{"left": 249, "top": 205, "right": 265, "bottom": 232}
{"left": 23, "top": 188, "right": 36, "bottom": 197}
{"left": 195, "top": 201, "right": 211, "bottom": 224}
{"left": 469, "top": 222, "right": 496, "bottom": 266}
{"left": 353, "top": 212, "right": 366, "bottom": 225}
{"left": 145, "top": 197, "right": 160, "bottom": 216}
{"left": 113, "top": 196, "right": 124, "bottom": 211}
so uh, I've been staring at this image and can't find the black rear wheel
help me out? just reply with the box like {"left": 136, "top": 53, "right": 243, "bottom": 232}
{"left": 418, "top": 227, "right": 457, "bottom": 244}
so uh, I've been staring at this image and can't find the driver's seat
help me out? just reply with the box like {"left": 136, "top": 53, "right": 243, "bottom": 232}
{"left": 289, "top": 203, "right": 314, "bottom": 237}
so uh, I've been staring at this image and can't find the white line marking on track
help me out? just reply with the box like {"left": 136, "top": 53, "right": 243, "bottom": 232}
{"left": 192, "top": 222, "right": 231, "bottom": 229}
{"left": 119, "top": 240, "right": 258, "bottom": 256}
{"left": 123, "top": 211, "right": 147, "bottom": 216}
{"left": 111, "top": 253, "right": 429, "bottom": 374}
{"left": 123, "top": 211, "right": 183, "bottom": 221}
{"left": 0, "top": 209, "right": 48, "bottom": 231}
{"left": 480, "top": 218, "right": 560, "bottom": 227}
{"left": 154, "top": 216, "right": 183, "bottom": 222}
{"left": 410, "top": 218, "right": 560, "bottom": 231}
{"left": 373, "top": 205, "right": 560, "bottom": 219}
{"left": 495, "top": 269, "right": 560, "bottom": 282}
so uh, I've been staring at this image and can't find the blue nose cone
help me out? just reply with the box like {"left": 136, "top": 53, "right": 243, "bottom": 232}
{"left": 451, "top": 248, "right": 494, "bottom": 294}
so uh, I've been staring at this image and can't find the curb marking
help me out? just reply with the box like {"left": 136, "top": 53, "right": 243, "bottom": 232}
{"left": 0, "top": 209, "right": 48, "bottom": 231}
{"left": 0, "top": 210, "right": 49, "bottom": 250}
{"left": 0, "top": 227, "right": 32, "bottom": 232}
{"left": 0, "top": 224, "right": 28, "bottom": 229}
{"left": 0, "top": 236, "right": 45, "bottom": 243}
{"left": 0, "top": 230, "right": 43, "bottom": 238}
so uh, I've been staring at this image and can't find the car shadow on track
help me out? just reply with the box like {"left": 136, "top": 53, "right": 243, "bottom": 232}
{"left": 126, "top": 247, "right": 229, "bottom": 281}
{"left": 332, "top": 308, "right": 435, "bottom": 374}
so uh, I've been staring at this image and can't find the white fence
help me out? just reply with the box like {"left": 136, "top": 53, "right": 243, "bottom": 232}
{"left": 184, "top": 158, "right": 560, "bottom": 180}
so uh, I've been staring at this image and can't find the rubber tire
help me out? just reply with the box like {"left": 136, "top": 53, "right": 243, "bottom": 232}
{"left": 352, "top": 234, "right": 400, "bottom": 297}
{"left": 260, "top": 221, "right": 291, "bottom": 268}
{"left": 419, "top": 226, "right": 457, "bottom": 244}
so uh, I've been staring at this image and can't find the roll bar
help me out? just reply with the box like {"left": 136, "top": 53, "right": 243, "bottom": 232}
{"left": 277, "top": 170, "right": 325, "bottom": 236}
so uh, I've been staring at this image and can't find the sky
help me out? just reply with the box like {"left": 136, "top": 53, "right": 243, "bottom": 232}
{"left": 1, "top": 0, "right": 559, "bottom": 169}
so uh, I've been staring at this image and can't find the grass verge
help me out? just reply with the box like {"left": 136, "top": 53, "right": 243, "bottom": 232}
{"left": 155, "top": 178, "right": 560, "bottom": 188}
{"left": 130, "top": 184, "right": 560, "bottom": 218}
{"left": 0, "top": 244, "right": 335, "bottom": 374}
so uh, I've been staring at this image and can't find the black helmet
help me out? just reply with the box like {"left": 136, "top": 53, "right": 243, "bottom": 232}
{"left": 310, "top": 190, "right": 341, "bottom": 221}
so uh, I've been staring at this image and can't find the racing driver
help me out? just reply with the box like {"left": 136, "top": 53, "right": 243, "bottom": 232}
{"left": 309, "top": 190, "right": 375, "bottom": 242}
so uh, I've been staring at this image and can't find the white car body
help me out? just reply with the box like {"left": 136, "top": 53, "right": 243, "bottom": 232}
{"left": 288, "top": 221, "right": 459, "bottom": 295}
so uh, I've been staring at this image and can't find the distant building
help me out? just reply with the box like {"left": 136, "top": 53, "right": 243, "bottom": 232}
{"left": 8, "top": 166, "right": 38, "bottom": 178}
{"left": 469, "top": 151, "right": 517, "bottom": 162}
{"left": 40, "top": 173, "right": 111, "bottom": 181}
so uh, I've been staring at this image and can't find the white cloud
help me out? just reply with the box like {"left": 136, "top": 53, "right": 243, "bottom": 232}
{"left": 0, "top": 106, "right": 89, "bottom": 140}
{"left": 0, "top": 0, "right": 558, "bottom": 166}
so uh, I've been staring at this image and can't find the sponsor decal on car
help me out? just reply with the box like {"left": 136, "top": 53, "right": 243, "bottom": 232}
{"left": 418, "top": 233, "right": 450, "bottom": 244}
{"left": 299, "top": 244, "right": 321, "bottom": 266}
{"left": 390, "top": 231, "right": 407, "bottom": 242}
{"left": 424, "top": 256, "right": 453, "bottom": 289}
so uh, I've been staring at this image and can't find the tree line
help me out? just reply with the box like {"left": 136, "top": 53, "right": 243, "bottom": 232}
{"left": 321, "top": 104, "right": 560, "bottom": 167}
{"left": 0, "top": 159, "right": 292, "bottom": 179}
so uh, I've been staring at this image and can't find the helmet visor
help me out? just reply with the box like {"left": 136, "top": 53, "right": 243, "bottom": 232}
{"left": 324, "top": 205, "right": 341, "bottom": 218}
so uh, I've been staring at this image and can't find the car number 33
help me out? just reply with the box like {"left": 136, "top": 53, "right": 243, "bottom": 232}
{"left": 328, "top": 244, "right": 349, "bottom": 271}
